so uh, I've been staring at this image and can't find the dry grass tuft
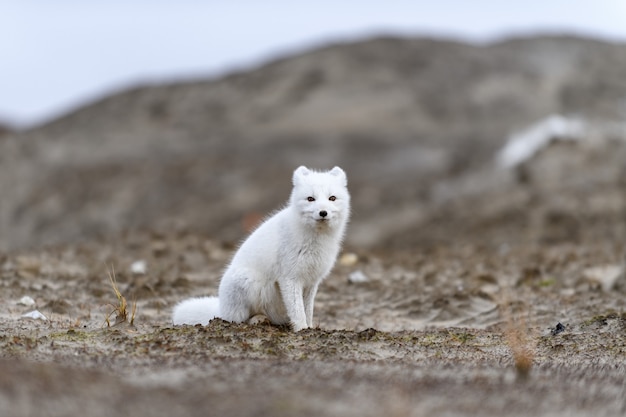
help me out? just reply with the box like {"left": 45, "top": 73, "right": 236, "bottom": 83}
{"left": 104, "top": 265, "right": 137, "bottom": 327}
{"left": 503, "top": 316, "right": 535, "bottom": 380}
{"left": 500, "top": 289, "right": 536, "bottom": 380}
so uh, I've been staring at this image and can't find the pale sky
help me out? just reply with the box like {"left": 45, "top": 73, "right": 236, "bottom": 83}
{"left": 2, "top": 0, "right": 625, "bottom": 128}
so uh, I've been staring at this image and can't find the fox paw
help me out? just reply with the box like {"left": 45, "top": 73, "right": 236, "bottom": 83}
{"left": 248, "top": 314, "right": 270, "bottom": 325}
{"left": 291, "top": 321, "right": 309, "bottom": 332}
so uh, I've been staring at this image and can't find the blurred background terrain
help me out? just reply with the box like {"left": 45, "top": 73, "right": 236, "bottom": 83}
{"left": 0, "top": 34, "right": 625, "bottom": 250}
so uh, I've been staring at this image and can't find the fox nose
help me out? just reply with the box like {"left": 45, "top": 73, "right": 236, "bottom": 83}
{"left": 319, "top": 210, "right": 327, "bottom": 218}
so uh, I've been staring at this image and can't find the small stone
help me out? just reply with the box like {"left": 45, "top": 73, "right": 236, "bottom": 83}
{"left": 21, "top": 310, "right": 48, "bottom": 321}
{"left": 18, "top": 296, "right": 36, "bottom": 306}
{"left": 339, "top": 253, "right": 359, "bottom": 267}
{"left": 348, "top": 270, "right": 369, "bottom": 284}
{"left": 583, "top": 265, "right": 624, "bottom": 292}
{"left": 551, "top": 322, "right": 565, "bottom": 336}
{"left": 130, "top": 260, "right": 147, "bottom": 275}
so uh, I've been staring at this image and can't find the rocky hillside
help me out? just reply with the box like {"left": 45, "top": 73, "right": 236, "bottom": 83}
{"left": 1, "top": 35, "right": 625, "bottom": 250}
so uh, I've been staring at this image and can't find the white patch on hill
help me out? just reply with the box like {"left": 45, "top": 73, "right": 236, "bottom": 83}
{"left": 496, "top": 114, "right": 586, "bottom": 169}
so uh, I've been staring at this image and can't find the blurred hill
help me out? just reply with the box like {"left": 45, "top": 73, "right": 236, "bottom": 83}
{"left": 1, "top": 34, "right": 625, "bottom": 250}
{"left": 0, "top": 125, "right": 11, "bottom": 136}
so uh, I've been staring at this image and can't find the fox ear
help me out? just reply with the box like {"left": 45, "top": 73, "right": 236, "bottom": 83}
{"left": 293, "top": 166, "right": 311, "bottom": 185}
{"left": 329, "top": 166, "right": 347, "bottom": 186}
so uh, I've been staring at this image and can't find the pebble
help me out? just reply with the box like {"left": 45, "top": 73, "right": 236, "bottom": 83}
{"left": 18, "top": 296, "right": 36, "bottom": 306}
{"left": 339, "top": 253, "right": 359, "bottom": 267}
{"left": 130, "top": 260, "right": 147, "bottom": 275}
{"left": 551, "top": 322, "right": 565, "bottom": 336}
{"left": 348, "top": 270, "right": 369, "bottom": 284}
{"left": 583, "top": 265, "right": 624, "bottom": 292}
{"left": 21, "top": 310, "right": 48, "bottom": 321}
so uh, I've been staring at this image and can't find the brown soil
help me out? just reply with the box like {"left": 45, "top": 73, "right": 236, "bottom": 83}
{"left": 1, "top": 232, "right": 625, "bottom": 416}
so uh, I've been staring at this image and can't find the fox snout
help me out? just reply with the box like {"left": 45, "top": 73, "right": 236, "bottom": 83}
{"left": 314, "top": 209, "right": 329, "bottom": 221}
{"left": 313, "top": 205, "right": 343, "bottom": 223}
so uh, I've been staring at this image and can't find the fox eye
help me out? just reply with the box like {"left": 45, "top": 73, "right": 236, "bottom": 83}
{"left": 307, "top": 197, "right": 315, "bottom": 202}
{"left": 329, "top": 196, "right": 336, "bottom": 201}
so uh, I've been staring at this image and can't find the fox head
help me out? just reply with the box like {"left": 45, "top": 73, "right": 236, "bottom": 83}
{"left": 290, "top": 166, "right": 350, "bottom": 229}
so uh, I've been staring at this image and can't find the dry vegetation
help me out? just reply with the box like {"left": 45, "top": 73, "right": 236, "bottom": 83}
{"left": 104, "top": 265, "right": 136, "bottom": 327}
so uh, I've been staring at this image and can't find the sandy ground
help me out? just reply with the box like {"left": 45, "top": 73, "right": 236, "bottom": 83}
{"left": 1, "top": 231, "right": 625, "bottom": 416}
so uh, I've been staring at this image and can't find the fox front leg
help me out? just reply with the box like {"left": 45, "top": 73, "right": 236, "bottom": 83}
{"left": 279, "top": 280, "right": 308, "bottom": 331}
{"left": 303, "top": 284, "right": 319, "bottom": 328}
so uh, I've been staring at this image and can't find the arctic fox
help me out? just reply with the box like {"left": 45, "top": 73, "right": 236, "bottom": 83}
{"left": 172, "top": 166, "right": 350, "bottom": 331}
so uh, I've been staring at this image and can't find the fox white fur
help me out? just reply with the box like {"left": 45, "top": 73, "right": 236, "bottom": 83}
{"left": 172, "top": 166, "right": 350, "bottom": 331}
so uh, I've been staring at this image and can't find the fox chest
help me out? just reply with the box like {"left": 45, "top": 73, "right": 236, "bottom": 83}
{"left": 280, "top": 244, "right": 337, "bottom": 284}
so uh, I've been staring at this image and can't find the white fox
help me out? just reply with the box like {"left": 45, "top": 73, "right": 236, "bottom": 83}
{"left": 172, "top": 166, "right": 350, "bottom": 331}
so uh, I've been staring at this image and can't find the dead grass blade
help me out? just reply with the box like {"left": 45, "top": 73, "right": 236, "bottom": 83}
{"left": 500, "top": 289, "right": 536, "bottom": 380}
{"left": 104, "top": 264, "right": 137, "bottom": 327}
